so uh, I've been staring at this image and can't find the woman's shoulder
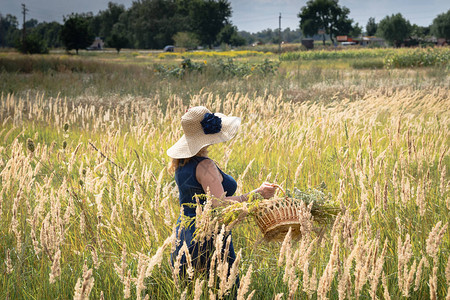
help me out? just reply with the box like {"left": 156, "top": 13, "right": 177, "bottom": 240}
{"left": 196, "top": 157, "right": 221, "bottom": 180}
{"left": 196, "top": 157, "right": 216, "bottom": 170}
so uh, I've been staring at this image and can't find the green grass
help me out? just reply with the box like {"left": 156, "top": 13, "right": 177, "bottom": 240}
{"left": 1, "top": 51, "right": 448, "bottom": 103}
{"left": 0, "top": 50, "right": 449, "bottom": 299}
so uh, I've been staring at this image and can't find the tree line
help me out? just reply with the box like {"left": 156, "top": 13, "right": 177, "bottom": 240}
{"left": 297, "top": 0, "right": 449, "bottom": 46}
{"left": 0, "top": 0, "right": 449, "bottom": 54}
{"left": 0, "top": 0, "right": 244, "bottom": 54}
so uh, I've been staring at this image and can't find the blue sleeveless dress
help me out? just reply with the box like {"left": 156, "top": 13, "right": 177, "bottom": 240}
{"left": 171, "top": 156, "right": 238, "bottom": 274}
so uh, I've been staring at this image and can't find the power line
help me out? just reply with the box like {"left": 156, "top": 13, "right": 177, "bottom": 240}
{"left": 22, "top": 3, "right": 28, "bottom": 43}
{"left": 278, "top": 13, "right": 281, "bottom": 54}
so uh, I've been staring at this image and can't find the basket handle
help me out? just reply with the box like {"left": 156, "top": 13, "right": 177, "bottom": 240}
{"left": 271, "top": 183, "right": 286, "bottom": 196}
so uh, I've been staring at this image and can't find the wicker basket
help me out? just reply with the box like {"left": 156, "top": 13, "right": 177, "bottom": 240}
{"left": 253, "top": 197, "right": 305, "bottom": 242}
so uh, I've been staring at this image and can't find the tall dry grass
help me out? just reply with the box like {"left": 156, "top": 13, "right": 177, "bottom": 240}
{"left": 0, "top": 85, "right": 449, "bottom": 299}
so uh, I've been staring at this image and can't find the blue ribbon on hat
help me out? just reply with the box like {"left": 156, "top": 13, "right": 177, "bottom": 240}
{"left": 200, "top": 113, "right": 222, "bottom": 134}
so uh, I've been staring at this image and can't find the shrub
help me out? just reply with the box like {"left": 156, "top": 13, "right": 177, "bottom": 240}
{"left": 351, "top": 59, "right": 385, "bottom": 69}
{"left": 172, "top": 32, "right": 199, "bottom": 50}
{"left": 16, "top": 34, "right": 48, "bottom": 54}
{"left": 153, "top": 58, "right": 279, "bottom": 78}
{"left": 384, "top": 48, "right": 450, "bottom": 68}
{"left": 279, "top": 49, "right": 393, "bottom": 61}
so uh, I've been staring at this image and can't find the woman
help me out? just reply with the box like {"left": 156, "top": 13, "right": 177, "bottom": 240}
{"left": 167, "top": 106, "right": 277, "bottom": 281}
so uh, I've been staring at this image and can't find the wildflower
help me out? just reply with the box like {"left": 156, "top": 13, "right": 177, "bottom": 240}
{"left": 73, "top": 261, "right": 95, "bottom": 300}
{"left": 416, "top": 180, "right": 426, "bottom": 216}
{"left": 426, "top": 221, "right": 448, "bottom": 259}
{"left": 382, "top": 272, "right": 391, "bottom": 300}
{"left": 430, "top": 264, "right": 438, "bottom": 300}
{"left": 91, "top": 248, "right": 99, "bottom": 270}
{"left": 180, "top": 288, "right": 187, "bottom": 300}
{"left": 414, "top": 256, "right": 429, "bottom": 291}
{"left": 194, "top": 278, "right": 204, "bottom": 300}
{"left": 440, "top": 167, "right": 447, "bottom": 197}
{"left": 208, "top": 251, "right": 218, "bottom": 288}
{"left": 80, "top": 213, "right": 85, "bottom": 234}
{"left": 136, "top": 253, "right": 147, "bottom": 299}
{"left": 182, "top": 242, "right": 195, "bottom": 279}
{"left": 446, "top": 253, "right": 450, "bottom": 285}
{"left": 113, "top": 243, "right": 127, "bottom": 281}
{"left": 49, "top": 248, "right": 61, "bottom": 284}
{"left": 317, "top": 234, "right": 339, "bottom": 299}
{"left": 369, "top": 240, "right": 388, "bottom": 299}
{"left": 123, "top": 270, "right": 131, "bottom": 299}
{"left": 237, "top": 264, "right": 252, "bottom": 300}
{"left": 278, "top": 227, "right": 292, "bottom": 266}
{"left": 145, "top": 232, "right": 175, "bottom": 276}
{"left": 95, "top": 189, "right": 104, "bottom": 221}
{"left": 225, "top": 249, "right": 241, "bottom": 295}
{"left": 5, "top": 249, "right": 13, "bottom": 274}
{"left": 30, "top": 226, "right": 41, "bottom": 255}
{"left": 397, "top": 234, "right": 413, "bottom": 294}
{"left": 403, "top": 260, "right": 417, "bottom": 297}
{"left": 274, "top": 293, "right": 284, "bottom": 300}
{"left": 27, "top": 138, "right": 35, "bottom": 152}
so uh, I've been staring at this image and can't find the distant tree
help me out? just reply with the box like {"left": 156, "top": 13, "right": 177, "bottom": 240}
{"left": 366, "top": 17, "right": 378, "bottom": 36}
{"left": 230, "top": 31, "right": 246, "bottom": 46}
{"left": 106, "top": 23, "right": 129, "bottom": 53}
{"left": 102, "top": 0, "right": 235, "bottom": 49}
{"left": 0, "top": 14, "right": 20, "bottom": 47}
{"left": 126, "top": 0, "right": 181, "bottom": 49}
{"left": 411, "top": 24, "right": 430, "bottom": 38}
{"left": 254, "top": 28, "right": 275, "bottom": 44}
{"left": 173, "top": 32, "right": 199, "bottom": 49}
{"left": 33, "top": 21, "right": 62, "bottom": 48}
{"left": 298, "top": 0, "right": 354, "bottom": 45}
{"left": 217, "top": 24, "right": 235, "bottom": 45}
{"left": 241, "top": 27, "right": 303, "bottom": 45}
{"left": 24, "top": 19, "right": 39, "bottom": 29}
{"left": 91, "top": 2, "right": 126, "bottom": 39}
{"left": 17, "top": 33, "right": 48, "bottom": 54}
{"left": 237, "top": 31, "right": 256, "bottom": 45}
{"left": 61, "top": 14, "right": 94, "bottom": 54}
{"left": 217, "top": 24, "right": 245, "bottom": 46}
{"left": 431, "top": 9, "right": 450, "bottom": 40}
{"left": 282, "top": 27, "right": 303, "bottom": 43}
{"left": 349, "top": 22, "right": 362, "bottom": 37}
{"left": 377, "top": 13, "right": 412, "bottom": 47}
{"left": 189, "top": 0, "right": 232, "bottom": 47}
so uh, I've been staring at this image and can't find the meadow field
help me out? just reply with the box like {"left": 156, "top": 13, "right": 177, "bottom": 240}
{"left": 0, "top": 47, "right": 449, "bottom": 299}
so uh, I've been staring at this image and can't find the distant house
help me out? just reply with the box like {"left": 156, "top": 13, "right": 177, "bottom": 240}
{"left": 88, "top": 37, "right": 104, "bottom": 50}
{"left": 360, "top": 36, "right": 386, "bottom": 47}
{"left": 437, "top": 38, "right": 448, "bottom": 46}
{"left": 337, "top": 35, "right": 352, "bottom": 43}
{"left": 337, "top": 35, "right": 359, "bottom": 46}
{"left": 335, "top": 35, "right": 357, "bottom": 46}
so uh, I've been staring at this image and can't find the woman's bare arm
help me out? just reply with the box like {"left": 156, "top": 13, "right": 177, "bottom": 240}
{"left": 196, "top": 158, "right": 277, "bottom": 207}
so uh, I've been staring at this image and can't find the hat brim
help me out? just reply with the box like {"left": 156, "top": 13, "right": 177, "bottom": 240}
{"left": 167, "top": 115, "right": 241, "bottom": 159}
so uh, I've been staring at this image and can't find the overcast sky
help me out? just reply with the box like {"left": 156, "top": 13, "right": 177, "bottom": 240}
{"left": 1, "top": 0, "right": 449, "bottom": 33}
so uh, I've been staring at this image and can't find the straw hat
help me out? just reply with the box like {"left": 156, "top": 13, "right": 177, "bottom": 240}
{"left": 167, "top": 106, "right": 241, "bottom": 159}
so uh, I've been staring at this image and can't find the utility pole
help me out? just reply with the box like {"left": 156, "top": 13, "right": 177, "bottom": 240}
{"left": 278, "top": 13, "right": 282, "bottom": 54}
{"left": 22, "top": 3, "right": 28, "bottom": 44}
